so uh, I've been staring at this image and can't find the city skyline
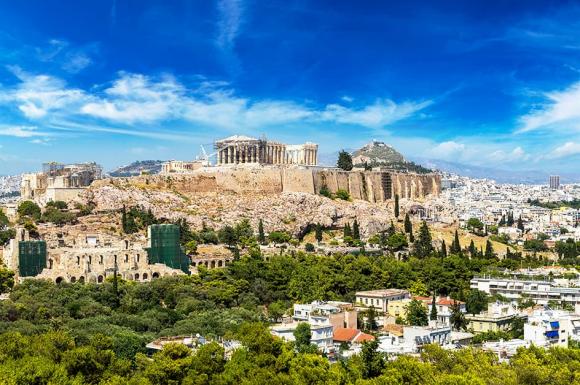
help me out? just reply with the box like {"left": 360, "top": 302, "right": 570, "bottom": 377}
{"left": 1, "top": 1, "right": 580, "bottom": 175}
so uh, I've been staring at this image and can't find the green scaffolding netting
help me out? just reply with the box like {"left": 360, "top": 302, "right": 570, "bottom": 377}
{"left": 146, "top": 224, "right": 190, "bottom": 274}
{"left": 18, "top": 241, "right": 47, "bottom": 277}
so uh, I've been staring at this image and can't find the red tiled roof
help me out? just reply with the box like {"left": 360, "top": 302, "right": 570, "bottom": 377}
{"left": 354, "top": 332, "right": 375, "bottom": 343}
{"left": 333, "top": 328, "right": 359, "bottom": 342}
{"left": 333, "top": 328, "right": 376, "bottom": 343}
{"left": 437, "top": 298, "right": 465, "bottom": 306}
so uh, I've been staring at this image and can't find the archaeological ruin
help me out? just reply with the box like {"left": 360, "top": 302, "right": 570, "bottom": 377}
{"left": 214, "top": 135, "right": 319, "bottom": 166}
{"left": 21, "top": 162, "right": 103, "bottom": 204}
{"left": 0, "top": 224, "right": 227, "bottom": 284}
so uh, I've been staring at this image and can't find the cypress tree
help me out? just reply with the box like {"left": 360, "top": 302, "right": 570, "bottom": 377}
{"left": 394, "top": 194, "right": 400, "bottom": 219}
{"left": 441, "top": 240, "right": 447, "bottom": 258}
{"left": 430, "top": 293, "right": 438, "bottom": 321}
{"left": 485, "top": 239, "right": 494, "bottom": 258}
{"left": 517, "top": 216, "right": 525, "bottom": 232}
{"left": 315, "top": 223, "right": 323, "bottom": 244}
{"left": 258, "top": 219, "right": 266, "bottom": 244}
{"left": 343, "top": 223, "right": 352, "bottom": 238}
{"left": 469, "top": 240, "right": 477, "bottom": 258}
{"left": 450, "top": 230, "right": 461, "bottom": 254}
{"left": 507, "top": 212, "right": 514, "bottom": 226}
{"left": 353, "top": 219, "right": 360, "bottom": 241}
{"left": 404, "top": 213, "right": 412, "bottom": 233}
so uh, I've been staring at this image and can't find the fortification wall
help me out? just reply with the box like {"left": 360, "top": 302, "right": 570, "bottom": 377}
{"left": 93, "top": 167, "right": 440, "bottom": 202}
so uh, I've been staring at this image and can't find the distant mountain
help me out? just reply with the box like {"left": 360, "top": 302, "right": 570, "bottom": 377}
{"left": 109, "top": 160, "right": 165, "bottom": 177}
{"left": 411, "top": 158, "right": 580, "bottom": 184}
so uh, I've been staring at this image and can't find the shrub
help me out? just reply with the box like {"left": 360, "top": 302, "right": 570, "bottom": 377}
{"left": 319, "top": 185, "right": 332, "bottom": 198}
{"left": 268, "top": 231, "right": 291, "bottom": 244}
{"left": 335, "top": 189, "right": 350, "bottom": 201}
{"left": 304, "top": 243, "right": 315, "bottom": 252}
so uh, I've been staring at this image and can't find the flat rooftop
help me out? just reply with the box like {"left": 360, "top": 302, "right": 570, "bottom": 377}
{"left": 355, "top": 289, "right": 409, "bottom": 297}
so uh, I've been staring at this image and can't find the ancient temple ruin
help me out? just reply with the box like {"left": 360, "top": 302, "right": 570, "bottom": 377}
{"left": 214, "top": 135, "right": 318, "bottom": 166}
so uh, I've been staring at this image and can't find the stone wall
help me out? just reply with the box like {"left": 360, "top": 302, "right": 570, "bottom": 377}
{"left": 92, "top": 167, "right": 441, "bottom": 201}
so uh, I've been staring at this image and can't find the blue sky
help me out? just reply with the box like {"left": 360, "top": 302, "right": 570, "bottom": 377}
{"left": 1, "top": 0, "right": 580, "bottom": 174}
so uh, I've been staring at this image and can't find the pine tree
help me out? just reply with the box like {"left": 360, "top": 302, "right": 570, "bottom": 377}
{"left": 441, "top": 240, "right": 447, "bottom": 258}
{"left": 404, "top": 213, "right": 412, "bottom": 233}
{"left": 258, "top": 219, "right": 266, "bottom": 244}
{"left": 343, "top": 223, "right": 352, "bottom": 238}
{"left": 413, "top": 221, "right": 433, "bottom": 258}
{"left": 315, "top": 223, "right": 323, "bottom": 244}
{"left": 337, "top": 150, "right": 353, "bottom": 171}
{"left": 485, "top": 239, "right": 494, "bottom": 258}
{"left": 353, "top": 219, "right": 360, "bottom": 241}
{"left": 430, "top": 293, "right": 438, "bottom": 321}
{"left": 394, "top": 194, "right": 400, "bottom": 219}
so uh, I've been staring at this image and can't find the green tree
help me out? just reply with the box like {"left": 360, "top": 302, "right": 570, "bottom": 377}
{"left": 450, "top": 230, "right": 461, "bottom": 254}
{"left": 361, "top": 339, "right": 385, "bottom": 379}
{"left": 468, "top": 240, "right": 477, "bottom": 258}
{"left": 467, "top": 217, "right": 484, "bottom": 233}
{"left": 449, "top": 301, "right": 467, "bottom": 331}
{"left": 412, "top": 221, "right": 433, "bottom": 258}
{"left": 218, "top": 225, "right": 238, "bottom": 247}
{"left": 404, "top": 213, "right": 412, "bottom": 233}
{"left": 430, "top": 293, "right": 437, "bottom": 321}
{"left": 257, "top": 219, "right": 266, "bottom": 244}
{"left": 0, "top": 268, "right": 14, "bottom": 294}
{"left": 364, "top": 306, "right": 379, "bottom": 331}
{"left": 387, "top": 232, "right": 408, "bottom": 251}
{"left": 268, "top": 231, "right": 291, "bottom": 244}
{"left": 293, "top": 322, "right": 313, "bottom": 353}
{"left": 394, "top": 194, "right": 400, "bottom": 219}
{"left": 0, "top": 209, "right": 9, "bottom": 228}
{"left": 484, "top": 239, "right": 495, "bottom": 258}
{"left": 440, "top": 240, "right": 447, "bottom": 258}
{"left": 406, "top": 299, "right": 428, "bottom": 326}
{"left": 517, "top": 216, "right": 524, "bottom": 232}
{"left": 466, "top": 289, "right": 488, "bottom": 315}
{"left": 352, "top": 219, "right": 360, "bottom": 241}
{"left": 337, "top": 150, "right": 353, "bottom": 171}
{"left": 343, "top": 223, "right": 352, "bottom": 238}
{"left": 17, "top": 201, "right": 41, "bottom": 221}
{"left": 315, "top": 223, "right": 323, "bottom": 244}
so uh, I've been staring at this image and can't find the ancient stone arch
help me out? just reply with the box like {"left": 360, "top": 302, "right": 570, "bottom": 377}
{"left": 70, "top": 276, "right": 77, "bottom": 283}
{"left": 97, "top": 275, "right": 104, "bottom": 283}
{"left": 152, "top": 272, "right": 159, "bottom": 279}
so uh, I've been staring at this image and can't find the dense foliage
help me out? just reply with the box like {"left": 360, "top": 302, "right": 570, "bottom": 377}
{"left": 0, "top": 249, "right": 578, "bottom": 383}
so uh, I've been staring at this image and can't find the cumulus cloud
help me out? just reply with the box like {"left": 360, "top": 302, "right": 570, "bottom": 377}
{"left": 427, "top": 141, "right": 466, "bottom": 160}
{"left": 488, "top": 146, "right": 530, "bottom": 162}
{"left": 519, "top": 81, "right": 580, "bottom": 133}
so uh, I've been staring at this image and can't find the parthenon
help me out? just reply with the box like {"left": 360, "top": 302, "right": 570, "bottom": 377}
{"left": 215, "top": 135, "right": 318, "bottom": 166}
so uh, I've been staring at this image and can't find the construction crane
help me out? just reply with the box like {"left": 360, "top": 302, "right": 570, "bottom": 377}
{"left": 197, "top": 145, "right": 217, "bottom": 166}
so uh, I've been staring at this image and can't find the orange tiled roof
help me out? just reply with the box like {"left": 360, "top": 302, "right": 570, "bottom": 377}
{"left": 333, "top": 328, "right": 359, "bottom": 342}
{"left": 354, "top": 332, "right": 375, "bottom": 343}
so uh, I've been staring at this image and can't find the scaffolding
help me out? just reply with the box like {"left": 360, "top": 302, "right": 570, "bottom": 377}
{"left": 146, "top": 224, "right": 190, "bottom": 274}
{"left": 18, "top": 241, "right": 47, "bottom": 277}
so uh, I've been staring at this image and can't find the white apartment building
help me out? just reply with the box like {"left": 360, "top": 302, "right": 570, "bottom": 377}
{"left": 270, "top": 322, "right": 334, "bottom": 353}
{"left": 470, "top": 277, "right": 580, "bottom": 306}
{"left": 524, "top": 309, "right": 580, "bottom": 347}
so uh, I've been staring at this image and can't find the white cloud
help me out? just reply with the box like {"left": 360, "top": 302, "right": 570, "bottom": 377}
{"left": 519, "top": 81, "right": 580, "bottom": 133}
{"left": 0, "top": 125, "right": 48, "bottom": 138}
{"left": 4, "top": 67, "right": 87, "bottom": 119}
{"left": 547, "top": 141, "right": 580, "bottom": 158}
{"left": 78, "top": 72, "right": 431, "bottom": 129}
{"left": 62, "top": 52, "right": 92, "bottom": 73}
{"left": 216, "top": 0, "right": 244, "bottom": 50}
{"left": 488, "top": 146, "right": 530, "bottom": 162}
{"left": 427, "top": 141, "right": 466, "bottom": 160}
